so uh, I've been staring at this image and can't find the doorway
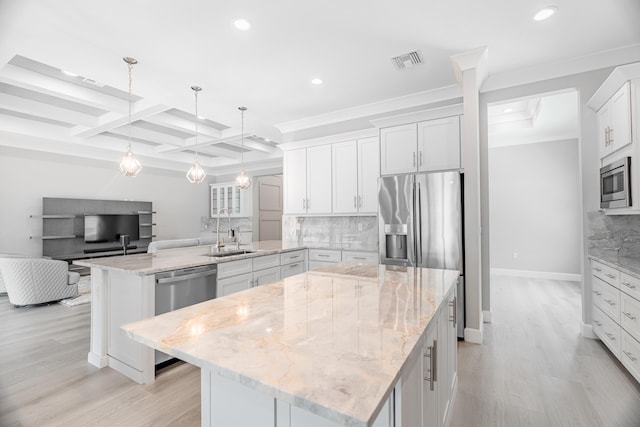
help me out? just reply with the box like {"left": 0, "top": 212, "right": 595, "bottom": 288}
{"left": 252, "top": 175, "right": 283, "bottom": 241}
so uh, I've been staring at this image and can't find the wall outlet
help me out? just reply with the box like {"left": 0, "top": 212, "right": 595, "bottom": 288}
{"left": 513, "top": 252, "right": 518, "bottom": 259}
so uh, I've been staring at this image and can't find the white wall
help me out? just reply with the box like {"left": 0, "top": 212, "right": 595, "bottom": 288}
{"left": 489, "top": 139, "right": 581, "bottom": 275}
{"left": 0, "top": 146, "right": 211, "bottom": 256}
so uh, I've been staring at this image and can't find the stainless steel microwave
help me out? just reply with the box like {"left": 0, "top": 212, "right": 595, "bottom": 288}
{"left": 600, "top": 157, "right": 631, "bottom": 209}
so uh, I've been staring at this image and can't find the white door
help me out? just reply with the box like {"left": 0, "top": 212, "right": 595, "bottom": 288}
{"left": 380, "top": 123, "right": 417, "bottom": 175}
{"left": 610, "top": 81, "right": 632, "bottom": 153}
{"left": 332, "top": 140, "right": 358, "bottom": 214}
{"left": 284, "top": 148, "right": 307, "bottom": 214}
{"left": 256, "top": 175, "right": 282, "bottom": 241}
{"left": 418, "top": 116, "right": 461, "bottom": 172}
{"left": 306, "top": 145, "right": 332, "bottom": 214}
{"left": 357, "top": 137, "right": 380, "bottom": 213}
{"left": 597, "top": 101, "right": 613, "bottom": 158}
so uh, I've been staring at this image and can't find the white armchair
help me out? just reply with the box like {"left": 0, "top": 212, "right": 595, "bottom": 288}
{"left": 0, "top": 258, "right": 79, "bottom": 306}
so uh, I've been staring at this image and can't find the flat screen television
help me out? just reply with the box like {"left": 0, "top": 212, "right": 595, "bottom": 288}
{"left": 84, "top": 214, "right": 139, "bottom": 243}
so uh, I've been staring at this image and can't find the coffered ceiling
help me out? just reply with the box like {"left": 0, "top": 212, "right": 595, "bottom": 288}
{"left": 0, "top": 0, "right": 638, "bottom": 176}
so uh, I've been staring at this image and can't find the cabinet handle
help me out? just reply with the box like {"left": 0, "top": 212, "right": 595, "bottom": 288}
{"left": 623, "top": 350, "right": 638, "bottom": 362}
{"left": 255, "top": 278, "right": 259, "bottom": 287}
{"left": 609, "top": 127, "right": 614, "bottom": 143}
{"left": 605, "top": 332, "right": 616, "bottom": 341}
{"left": 594, "top": 320, "right": 602, "bottom": 327}
{"left": 593, "top": 290, "right": 602, "bottom": 296}
{"left": 354, "top": 196, "right": 357, "bottom": 208}
{"left": 433, "top": 339, "right": 438, "bottom": 382}
{"left": 622, "top": 281, "right": 637, "bottom": 289}
{"left": 623, "top": 312, "right": 637, "bottom": 321}
{"left": 358, "top": 195, "right": 362, "bottom": 209}
{"left": 593, "top": 267, "right": 602, "bottom": 272}
{"left": 423, "top": 344, "right": 435, "bottom": 391}
{"left": 449, "top": 297, "right": 457, "bottom": 327}
{"left": 413, "top": 152, "right": 416, "bottom": 167}
{"left": 302, "top": 198, "right": 306, "bottom": 210}
{"left": 605, "top": 127, "right": 610, "bottom": 146}
{"left": 605, "top": 273, "right": 616, "bottom": 279}
{"left": 288, "top": 263, "right": 300, "bottom": 269}
{"left": 289, "top": 255, "right": 300, "bottom": 260}
{"left": 306, "top": 199, "right": 310, "bottom": 209}
{"left": 318, "top": 254, "right": 330, "bottom": 258}
{"left": 353, "top": 256, "right": 366, "bottom": 260}
{"left": 604, "top": 299, "right": 616, "bottom": 306}
{"left": 419, "top": 150, "right": 423, "bottom": 166}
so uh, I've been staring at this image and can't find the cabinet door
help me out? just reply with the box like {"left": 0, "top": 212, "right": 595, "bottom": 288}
{"left": 610, "top": 81, "right": 632, "bottom": 153}
{"left": 253, "top": 266, "right": 281, "bottom": 288}
{"left": 418, "top": 116, "right": 460, "bottom": 172}
{"left": 437, "top": 304, "right": 449, "bottom": 427}
{"left": 357, "top": 137, "right": 380, "bottom": 213}
{"left": 332, "top": 141, "right": 358, "bottom": 214}
{"left": 306, "top": 145, "right": 332, "bottom": 214}
{"left": 597, "top": 102, "right": 613, "bottom": 158}
{"left": 447, "top": 288, "right": 458, "bottom": 408}
{"left": 422, "top": 321, "right": 438, "bottom": 427}
{"left": 217, "top": 272, "right": 253, "bottom": 297}
{"left": 380, "top": 123, "right": 417, "bottom": 175}
{"left": 284, "top": 149, "right": 308, "bottom": 214}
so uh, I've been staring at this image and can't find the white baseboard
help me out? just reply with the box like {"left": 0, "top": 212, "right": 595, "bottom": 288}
{"left": 491, "top": 268, "right": 582, "bottom": 282}
{"left": 581, "top": 322, "right": 597, "bottom": 339}
{"left": 483, "top": 310, "right": 492, "bottom": 323}
{"left": 87, "top": 352, "right": 108, "bottom": 368}
{"left": 464, "top": 326, "right": 483, "bottom": 344}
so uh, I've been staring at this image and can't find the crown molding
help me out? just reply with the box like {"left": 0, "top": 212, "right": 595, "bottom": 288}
{"left": 586, "top": 61, "right": 640, "bottom": 111}
{"left": 278, "top": 128, "right": 379, "bottom": 151}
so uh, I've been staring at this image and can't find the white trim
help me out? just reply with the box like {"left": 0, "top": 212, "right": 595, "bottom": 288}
{"left": 278, "top": 128, "right": 378, "bottom": 151}
{"left": 368, "top": 104, "right": 464, "bottom": 129}
{"left": 87, "top": 352, "right": 108, "bottom": 368}
{"left": 586, "top": 62, "right": 640, "bottom": 111}
{"left": 464, "top": 326, "right": 483, "bottom": 344}
{"left": 491, "top": 268, "right": 582, "bottom": 282}
{"left": 451, "top": 47, "right": 489, "bottom": 88}
{"left": 275, "top": 85, "right": 462, "bottom": 134}
{"left": 581, "top": 322, "right": 597, "bottom": 339}
{"left": 482, "top": 310, "right": 492, "bottom": 323}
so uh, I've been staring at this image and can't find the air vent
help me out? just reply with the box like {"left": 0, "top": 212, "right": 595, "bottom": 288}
{"left": 391, "top": 50, "right": 423, "bottom": 70}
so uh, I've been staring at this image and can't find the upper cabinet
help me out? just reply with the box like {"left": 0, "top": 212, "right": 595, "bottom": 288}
{"left": 598, "top": 81, "right": 633, "bottom": 159}
{"left": 380, "top": 116, "right": 461, "bottom": 175}
{"left": 283, "top": 145, "right": 332, "bottom": 215}
{"left": 332, "top": 137, "right": 380, "bottom": 214}
{"left": 210, "top": 182, "right": 253, "bottom": 218}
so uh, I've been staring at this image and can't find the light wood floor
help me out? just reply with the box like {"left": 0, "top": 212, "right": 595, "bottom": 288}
{"left": 450, "top": 275, "right": 640, "bottom": 427}
{"left": 1, "top": 276, "right": 640, "bottom": 426}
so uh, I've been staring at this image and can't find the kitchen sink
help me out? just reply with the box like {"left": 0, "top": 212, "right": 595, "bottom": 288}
{"left": 208, "top": 249, "right": 256, "bottom": 258}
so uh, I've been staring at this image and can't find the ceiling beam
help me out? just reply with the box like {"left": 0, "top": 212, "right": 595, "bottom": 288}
{"left": 0, "top": 92, "right": 98, "bottom": 128}
{"left": 145, "top": 112, "right": 223, "bottom": 140}
{"left": 70, "top": 101, "right": 170, "bottom": 137}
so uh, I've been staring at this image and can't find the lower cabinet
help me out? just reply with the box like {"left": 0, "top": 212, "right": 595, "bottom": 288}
{"left": 281, "top": 249, "right": 307, "bottom": 279}
{"left": 217, "top": 272, "right": 253, "bottom": 297}
{"left": 253, "top": 266, "right": 281, "bottom": 288}
{"left": 308, "top": 249, "right": 341, "bottom": 271}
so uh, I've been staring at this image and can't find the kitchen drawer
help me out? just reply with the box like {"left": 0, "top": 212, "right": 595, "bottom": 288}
{"left": 342, "top": 250, "right": 378, "bottom": 264}
{"left": 281, "top": 261, "right": 305, "bottom": 279}
{"left": 308, "top": 249, "right": 341, "bottom": 263}
{"left": 593, "top": 305, "right": 621, "bottom": 358}
{"left": 621, "top": 292, "right": 640, "bottom": 342}
{"left": 217, "top": 258, "right": 253, "bottom": 279}
{"left": 591, "top": 260, "right": 620, "bottom": 288}
{"left": 592, "top": 276, "right": 620, "bottom": 323}
{"left": 308, "top": 260, "right": 336, "bottom": 271}
{"left": 620, "top": 272, "right": 640, "bottom": 301}
{"left": 252, "top": 253, "right": 280, "bottom": 271}
{"left": 621, "top": 330, "right": 640, "bottom": 384}
{"left": 281, "top": 249, "right": 306, "bottom": 265}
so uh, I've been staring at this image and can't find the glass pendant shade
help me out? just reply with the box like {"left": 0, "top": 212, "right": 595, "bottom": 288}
{"left": 235, "top": 170, "right": 252, "bottom": 189}
{"left": 120, "top": 149, "right": 142, "bottom": 177}
{"left": 235, "top": 106, "right": 252, "bottom": 189}
{"left": 186, "top": 160, "right": 206, "bottom": 183}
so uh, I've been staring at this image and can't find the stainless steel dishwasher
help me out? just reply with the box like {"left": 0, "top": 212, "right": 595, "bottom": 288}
{"left": 155, "top": 264, "right": 217, "bottom": 366}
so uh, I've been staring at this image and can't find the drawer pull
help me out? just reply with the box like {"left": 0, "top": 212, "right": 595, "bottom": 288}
{"left": 593, "top": 290, "right": 602, "bottom": 296}
{"left": 594, "top": 267, "right": 602, "bottom": 272}
{"left": 623, "top": 312, "right": 637, "bottom": 321}
{"left": 288, "top": 263, "right": 300, "bottom": 269}
{"left": 622, "top": 281, "right": 637, "bottom": 289}
{"left": 623, "top": 350, "right": 638, "bottom": 362}
{"left": 605, "top": 273, "right": 616, "bottom": 279}
{"left": 353, "top": 256, "right": 366, "bottom": 260}
{"left": 318, "top": 254, "right": 330, "bottom": 258}
{"left": 605, "top": 332, "right": 617, "bottom": 341}
{"left": 289, "top": 255, "right": 300, "bottom": 259}
{"left": 594, "top": 320, "right": 602, "bottom": 327}
{"left": 604, "top": 299, "right": 616, "bottom": 306}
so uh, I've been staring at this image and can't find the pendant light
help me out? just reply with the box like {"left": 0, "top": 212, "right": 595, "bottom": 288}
{"left": 186, "top": 86, "right": 206, "bottom": 183}
{"left": 234, "top": 106, "right": 252, "bottom": 189}
{"left": 119, "top": 57, "right": 142, "bottom": 177}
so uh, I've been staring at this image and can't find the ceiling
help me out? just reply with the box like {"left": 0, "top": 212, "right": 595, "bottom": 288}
{"left": 0, "top": 0, "right": 639, "bottom": 176}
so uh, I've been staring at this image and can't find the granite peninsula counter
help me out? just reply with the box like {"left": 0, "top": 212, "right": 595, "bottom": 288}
{"left": 123, "top": 264, "right": 459, "bottom": 427}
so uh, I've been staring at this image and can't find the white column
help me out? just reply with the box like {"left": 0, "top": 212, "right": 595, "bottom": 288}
{"left": 451, "top": 47, "right": 488, "bottom": 344}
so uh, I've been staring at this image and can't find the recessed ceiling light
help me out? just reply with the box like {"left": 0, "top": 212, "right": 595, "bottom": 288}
{"left": 311, "top": 78, "right": 323, "bottom": 85}
{"left": 62, "top": 70, "right": 78, "bottom": 77}
{"left": 503, "top": 108, "right": 513, "bottom": 113}
{"left": 234, "top": 18, "right": 252, "bottom": 31}
{"left": 534, "top": 6, "right": 557, "bottom": 21}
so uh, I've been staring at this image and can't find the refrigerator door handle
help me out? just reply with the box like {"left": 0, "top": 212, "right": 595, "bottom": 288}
{"left": 417, "top": 181, "right": 423, "bottom": 265}
{"left": 412, "top": 181, "right": 418, "bottom": 265}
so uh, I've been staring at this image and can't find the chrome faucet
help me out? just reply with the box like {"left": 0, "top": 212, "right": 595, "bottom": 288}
{"left": 216, "top": 208, "right": 231, "bottom": 249}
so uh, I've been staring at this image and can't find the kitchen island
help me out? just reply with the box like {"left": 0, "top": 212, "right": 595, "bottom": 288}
{"left": 123, "top": 263, "right": 459, "bottom": 427}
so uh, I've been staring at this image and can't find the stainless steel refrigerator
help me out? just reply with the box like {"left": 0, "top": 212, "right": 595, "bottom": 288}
{"left": 378, "top": 171, "right": 465, "bottom": 338}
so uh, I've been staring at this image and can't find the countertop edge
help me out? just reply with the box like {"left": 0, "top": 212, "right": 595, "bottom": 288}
{"left": 588, "top": 254, "right": 640, "bottom": 279}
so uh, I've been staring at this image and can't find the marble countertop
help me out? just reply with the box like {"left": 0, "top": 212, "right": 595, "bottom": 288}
{"left": 122, "top": 263, "right": 459, "bottom": 427}
{"left": 588, "top": 251, "right": 640, "bottom": 278}
{"left": 73, "top": 240, "right": 307, "bottom": 276}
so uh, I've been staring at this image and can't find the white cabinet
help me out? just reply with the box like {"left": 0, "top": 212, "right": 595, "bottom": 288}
{"left": 380, "top": 123, "right": 418, "bottom": 175}
{"left": 341, "top": 250, "right": 378, "bottom": 264}
{"left": 422, "top": 319, "right": 438, "bottom": 427}
{"left": 418, "top": 116, "right": 461, "bottom": 172}
{"left": 308, "top": 248, "right": 341, "bottom": 271}
{"left": 210, "top": 182, "right": 252, "bottom": 217}
{"left": 598, "top": 82, "right": 632, "bottom": 159}
{"left": 253, "top": 266, "right": 280, "bottom": 288}
{"left": 381, "top": 117, "right": 461, "bottom": 176}
{"left": 283, "top": 146, "right": 332, "bottom": 215}
{"left": 332, "top": 137, "right": 380, "bottom": 214}
{"left": 217, "top": 272, "right": 253, "bottom": 297}
{"left": 281, "top": 249, "right": 306, "bottom": 279}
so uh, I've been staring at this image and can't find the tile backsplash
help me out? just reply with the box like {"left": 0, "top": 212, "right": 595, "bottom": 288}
{"left": 587, "top": 211, "right": 640, "bottom": 261}
{"left": 200, "top": 216, "right": 253, "bottom": 244}
{"left": 282, "top": 215, "right": 378, "bottom": 250}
